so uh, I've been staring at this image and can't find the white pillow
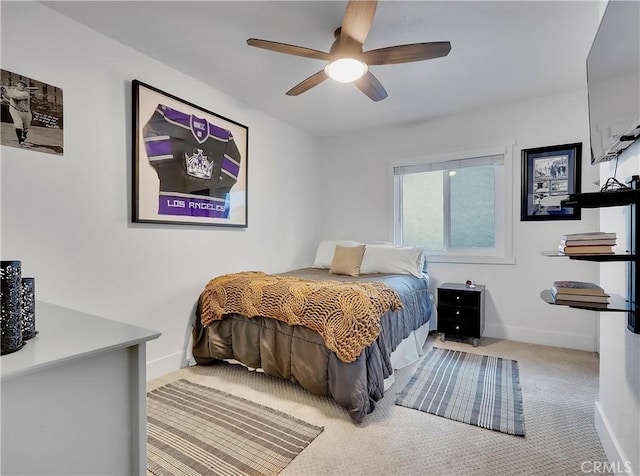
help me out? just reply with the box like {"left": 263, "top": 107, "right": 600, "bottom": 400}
{"left": 360, "top": 244, "right": 425, "bottom": 277}
{"left": 312, "top": 240, "right": 363, "bottom": 268}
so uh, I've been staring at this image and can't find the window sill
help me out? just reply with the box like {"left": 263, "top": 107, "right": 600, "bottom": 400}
{"left": 425, "top": 254, "right": 516, "bottom": 265}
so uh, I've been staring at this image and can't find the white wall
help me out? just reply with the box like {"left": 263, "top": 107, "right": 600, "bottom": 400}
{"left": 0, "top": 2, "right": 322, "bottom": 378}
{"left": 589, "top": 1, "right": 639, "bottom": 472}
{"left": 597, "top": 141, "right": 640, "bottom": 474}
{"left": 319, "top": 89, "right": 602, "bottom": 351}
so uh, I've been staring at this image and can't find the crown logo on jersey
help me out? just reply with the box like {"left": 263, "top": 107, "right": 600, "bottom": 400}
{"left": 185, "top": 149, "right": 213, "bottom": 179}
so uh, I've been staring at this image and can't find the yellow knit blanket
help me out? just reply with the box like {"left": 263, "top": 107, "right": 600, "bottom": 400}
{"left": 199, "top": 271, "right": 403, "bottom": 363}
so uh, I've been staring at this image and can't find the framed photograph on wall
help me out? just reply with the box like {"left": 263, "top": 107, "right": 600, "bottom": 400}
{"left": 132, "top": 80, "right": 248, "bottom": 227}
{"left": 1, "top": 69, "right": 64, "bottom": 155}
{"left": 521, "top": 143, "right": 582, "bottom": 221}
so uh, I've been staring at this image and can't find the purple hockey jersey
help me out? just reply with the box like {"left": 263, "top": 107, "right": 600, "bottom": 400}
{"left": 143, "top": 104, "right": 242, "bottom": 219}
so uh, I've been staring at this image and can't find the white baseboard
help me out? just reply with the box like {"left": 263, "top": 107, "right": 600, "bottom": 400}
{"left": 594, "top": 401, "right": 636, "bottom": 475}
{"left": 484, "top": 323, "right": 596, "bottom": 352}
{"left": 146, "top": 351, "right": 187, "bottom": 381}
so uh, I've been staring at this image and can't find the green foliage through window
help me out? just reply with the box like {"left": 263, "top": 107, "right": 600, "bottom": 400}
{"left": 395, "top": 156, "right": 502, "bottom": 254}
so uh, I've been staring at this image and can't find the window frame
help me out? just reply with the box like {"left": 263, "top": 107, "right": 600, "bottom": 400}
{"left": 392, "top": 145, "right": 515, "bottom": 265}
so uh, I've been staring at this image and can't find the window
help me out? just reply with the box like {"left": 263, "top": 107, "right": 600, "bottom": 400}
{"left": 393, "top": 147, "right": 513, "bottom": 264}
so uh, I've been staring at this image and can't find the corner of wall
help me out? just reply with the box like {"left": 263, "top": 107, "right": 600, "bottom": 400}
{"left": 595, "top": 401, "right": 637, "bottom": 475}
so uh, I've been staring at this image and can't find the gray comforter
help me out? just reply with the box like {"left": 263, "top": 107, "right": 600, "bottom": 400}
{"left": 192, "top": 268, "right": 433, "bottom": 423}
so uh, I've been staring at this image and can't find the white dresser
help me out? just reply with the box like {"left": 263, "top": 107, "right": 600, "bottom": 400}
{"left": 1, "top": 301, "right": 161, "bottom": 475}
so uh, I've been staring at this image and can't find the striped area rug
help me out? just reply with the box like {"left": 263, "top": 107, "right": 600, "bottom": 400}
{"left": 396, "top": 347, "right": 525, "bottom": 436}
{"left": 147, "top": 379, "right": 324, "bottom": 476}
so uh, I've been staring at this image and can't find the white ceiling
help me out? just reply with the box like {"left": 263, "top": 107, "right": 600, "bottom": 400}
{"left": 43, "top": 1, "right": 602, "bottom": 139}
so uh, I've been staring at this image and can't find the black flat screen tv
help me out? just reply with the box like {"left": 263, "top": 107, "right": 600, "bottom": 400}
{"left": 586, "top": 0, "right": 640, "bottom": 165}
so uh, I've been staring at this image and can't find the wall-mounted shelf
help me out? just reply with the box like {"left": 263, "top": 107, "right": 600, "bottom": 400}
{"left": 541, "top": 251, "right": 635, "bottom": 262}
{"left": 540, "top": 289, "right": 630, "bottom": 312}
{"left": 561, "top": 188, "right": 640, "bottom": 208}
{"left": 542, "top": 175, "right": 640, "bottom": 334}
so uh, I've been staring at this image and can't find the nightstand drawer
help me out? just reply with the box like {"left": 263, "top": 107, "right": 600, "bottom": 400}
{"left": 438, "top": 304, "right": 479, "bottom": 321}
{"left": 438, "top": 318, "right": 474, "bottom": 337}
{"left": 438, "top": 289, "right": 480, "bottom": 308}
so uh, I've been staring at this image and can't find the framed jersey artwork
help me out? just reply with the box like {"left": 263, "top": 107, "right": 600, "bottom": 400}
{"left": 132, "top": 80, "right": 248, "bottom": 227}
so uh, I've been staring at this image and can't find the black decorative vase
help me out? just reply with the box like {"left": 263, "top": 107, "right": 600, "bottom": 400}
{"left": 1, "top": 260, "right": 24, "bottom": 355}
{"left": 20, "top": 277, "right": 37, "bottom": 340}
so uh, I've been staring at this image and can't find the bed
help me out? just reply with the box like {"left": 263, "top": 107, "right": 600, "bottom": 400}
{"left": 192, "top": 242, "right": 433, "bottom": 423}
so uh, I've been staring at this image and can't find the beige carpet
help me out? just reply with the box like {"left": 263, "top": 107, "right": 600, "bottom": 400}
{"left": 147, "top": 335, "right": 610, "bottom": 476}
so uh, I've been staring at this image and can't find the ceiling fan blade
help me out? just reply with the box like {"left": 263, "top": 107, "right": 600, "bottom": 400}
{"left": 340, "top": 0, "right": 377, "bottom": 46}
{"left": 286, "top": 70, "right": 328, "bottom": 96}
{"left": 363, "top": 41, "right": 452, "bottom": 65}
{"left": 354, "top": 71, "right": 388, "bottom": 102}
{"left": 247, "top": 38, "right": 330, "bottom": 61}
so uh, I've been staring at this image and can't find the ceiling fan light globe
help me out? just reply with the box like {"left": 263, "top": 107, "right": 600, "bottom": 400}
{"left": 325, "top": 58, "right": 368, "bottom": 82}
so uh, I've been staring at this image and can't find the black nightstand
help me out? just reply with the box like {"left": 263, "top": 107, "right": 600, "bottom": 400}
{"left": 437, "top": 283, "right": 486, "bottom": 347}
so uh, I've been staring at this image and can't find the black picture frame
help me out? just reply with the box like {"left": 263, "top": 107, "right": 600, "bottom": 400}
{"left": 521, "top": 143, "right": 582, "bottom": 221}
{"left": 132, "top": 80, "right": 248, "bottom": 227}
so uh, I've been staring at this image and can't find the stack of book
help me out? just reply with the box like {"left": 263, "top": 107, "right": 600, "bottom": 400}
{"left": 551, "top": 280, "right": 610, "bottom": 308}
{"left": 558, "top": 232, "right": 616, "bottom": 255}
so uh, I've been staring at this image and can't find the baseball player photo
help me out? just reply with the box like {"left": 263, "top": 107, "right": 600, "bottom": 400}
{"left": 0, "top": 69, "right": 64, "bottom": 155}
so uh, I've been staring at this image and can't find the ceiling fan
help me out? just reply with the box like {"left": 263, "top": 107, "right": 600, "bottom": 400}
{"left": 247, "top": 0, "right": 451, "bottom": 101}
